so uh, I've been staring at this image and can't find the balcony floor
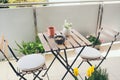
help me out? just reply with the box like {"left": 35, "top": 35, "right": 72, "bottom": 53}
{"left": 0, "top": 46, "right": 120, "bottom": 80}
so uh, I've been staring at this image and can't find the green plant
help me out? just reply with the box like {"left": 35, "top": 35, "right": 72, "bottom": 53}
{"left": 85, "top": 67, "right": 109, "bottom": 80}
{"left": 0, "top": 0, "right": 8, "bottom": 3}
{"left": 87, "top": 35, "right": 101, "bottom": 45}
{"left": 15, "top": 39, "right": 44, "bottom": 55}
{"left": 63, "top": 20, "right": 72, "bottom": 29}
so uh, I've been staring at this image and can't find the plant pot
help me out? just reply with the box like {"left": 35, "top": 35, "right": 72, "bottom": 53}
{"left": 63, "top": 28, "right": 71, "bottom": 37}
{"left": 48, "top": 26, "right": 55, "bottom": 38}
{"left": 54, "top": 35, "right": 65, "bottom": 44}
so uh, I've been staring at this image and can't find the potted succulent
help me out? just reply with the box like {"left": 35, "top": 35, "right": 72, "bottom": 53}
{"left": 63, "top": 20, "right": 72, "bottom": 37}
{"left": 15, "top": 36, "right": 44, "bottom": 55}
{"left": 86, "top": 35, "right": 102, "bottom": 50}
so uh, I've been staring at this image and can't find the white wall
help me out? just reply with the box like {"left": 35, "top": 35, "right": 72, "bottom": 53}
{"left": 36, "top": 3, "right": 99, "bottom": 36}
{"left": 0, "top": 8, "right": 35, "bottom": 59}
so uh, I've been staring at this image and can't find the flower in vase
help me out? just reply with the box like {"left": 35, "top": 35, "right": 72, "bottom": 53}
{"left": 63, "top": 20, "right": 72, "bottom": 36}
{"left": 63, "top": 20, "right": 72, "bottom": 29}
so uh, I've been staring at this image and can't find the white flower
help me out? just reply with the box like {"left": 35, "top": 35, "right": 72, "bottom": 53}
{"left": 63, "top": 20, "right": 72, "bottom": 29}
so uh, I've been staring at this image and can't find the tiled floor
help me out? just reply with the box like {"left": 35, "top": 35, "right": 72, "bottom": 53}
{"left": 0, "top": 47, "right": 120, "bottom": 80}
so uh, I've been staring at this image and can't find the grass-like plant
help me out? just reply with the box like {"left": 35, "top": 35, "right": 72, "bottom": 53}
{"left": 15, "top": 36, "right": 44, "bottom": 55}
{"left": 85, "top": 67, "right": 109, "bottom": 80}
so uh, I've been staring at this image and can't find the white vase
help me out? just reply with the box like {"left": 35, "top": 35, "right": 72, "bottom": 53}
{"left": 63, "top": 28, "right": 71, "bottom": 37}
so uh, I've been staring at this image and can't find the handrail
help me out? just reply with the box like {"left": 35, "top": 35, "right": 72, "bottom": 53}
{"left": 0, "top": 1, "right": 120, "bottom": 7}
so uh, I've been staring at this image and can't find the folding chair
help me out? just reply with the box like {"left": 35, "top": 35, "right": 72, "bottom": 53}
{"left": 0, "top": 35, "right": 49, "bottom": 80}
{"left": 75, "top": 27, "right": 119, "bottom": 69}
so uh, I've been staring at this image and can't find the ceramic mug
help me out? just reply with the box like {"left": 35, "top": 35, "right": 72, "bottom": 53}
{"left": 48, "top": 26, "right": 55, "bottom": 38}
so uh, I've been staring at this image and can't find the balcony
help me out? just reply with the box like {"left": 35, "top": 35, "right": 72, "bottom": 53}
{"left": 0, "top": 1, "right": 120, "bottom": 80}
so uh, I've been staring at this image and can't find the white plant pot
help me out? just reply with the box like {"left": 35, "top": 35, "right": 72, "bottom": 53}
{"left": 63, "top": 28, "right": 71, "bottom": 37}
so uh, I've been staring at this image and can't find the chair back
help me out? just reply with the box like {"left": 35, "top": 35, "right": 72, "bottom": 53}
{"left": 0, "top": 35, "right": 9, "bottom": 62}
{"left": 102, "top": 28, "right": 119, "bottom": 58}
{"left": 0, "top": 35, "right": 19, "bottom": 62}
{"left": 93, "top": 27, "right": 119, "bottom": 69}
{"left": 0, "top": 35, "right": 20, "bottom": 76}
{"left": 98, "top": 27, "right": 119, "bottom": 58}
{"left": 93, "top": 27, "right": 119, "bottom": 47}
{"left": 100, "top": 27, "right": 119, "bottom": 42}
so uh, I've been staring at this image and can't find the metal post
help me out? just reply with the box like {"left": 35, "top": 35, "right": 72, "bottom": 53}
{"left": 33, "top": 7, "right": 38, "bottom": 38}
{"left": 96, "top": 2, "right": 104, "bottom": 36}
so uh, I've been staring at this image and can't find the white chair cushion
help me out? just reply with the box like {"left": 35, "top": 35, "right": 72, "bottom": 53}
{"left": 75, "top": 47, "right": 101, "bottom": 59}
{"left": 17, "top": 54, "right": 45, "bottom": 71}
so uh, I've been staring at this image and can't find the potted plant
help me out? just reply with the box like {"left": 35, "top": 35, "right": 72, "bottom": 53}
{"left": 15, "top": 36, "right": 44, "bottom": 55}
{"left": 63, "top": 20, "right": 72, "bottom": 37}
{"left": 48, "top": 26, "right": 55, "bottom": 38}
{"left": 86, "top": 35, "right": 102, "bottom": 50}
{"left": 85, "top": 66, "right": 109, "bottom": 80}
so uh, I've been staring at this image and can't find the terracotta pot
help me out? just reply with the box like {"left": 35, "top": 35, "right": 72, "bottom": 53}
{"left": 48, "top": 26, "right": 55, "bottom": 37}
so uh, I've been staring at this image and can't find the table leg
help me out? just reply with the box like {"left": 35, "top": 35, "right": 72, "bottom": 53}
{"left": 62, "top": 46, "right": 85, "bottom": 80}
{"left": 78, "top": 60, "right": 84, "bottom": 68}
{"left": 64, "top": 49, "right": 69, "bottom": 67}
{"left": 56, "top": 50, "right": 66, "bottom": 63}
{"left": 43, "top": 49, "right": 68, "bottom": 77}
{"left": 42, "top": 56, "right": 57, "bottom": 77}
{"left": 51, "top": 49, "right": 76, "bottom": 79}
{"left": 56, "top": 50, "right": 73, "bottom": 70}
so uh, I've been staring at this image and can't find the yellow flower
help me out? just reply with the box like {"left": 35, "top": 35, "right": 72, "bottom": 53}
{"left": 86, "top": 66, "right": 95, "bottom": 77}
{"left": 87, "top": 68, "right": 92, "bottom": 77}
{"left": 73, "top": 68, "right": 79, "bottom": 76}
{"left": 91, "top": 66, "right": 95, "bottom": 73}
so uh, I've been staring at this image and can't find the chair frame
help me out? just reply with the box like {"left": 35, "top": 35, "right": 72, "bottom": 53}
{"left": 77, "top": 28, "right": 119, "bottom": 69}
{"left": 0, "top": 37, "right": 48, "bottom": 80}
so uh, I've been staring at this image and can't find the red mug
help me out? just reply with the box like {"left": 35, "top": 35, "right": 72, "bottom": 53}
{"left": 48, "top": 26, "right": 55, "bottom": 37}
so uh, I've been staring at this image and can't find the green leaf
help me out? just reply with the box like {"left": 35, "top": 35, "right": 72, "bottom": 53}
{"left": 15, "top": 40, "right": 44, "bottom": 55}
{"left": 86, "top": 67, "right": 109, "bottom": 80}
